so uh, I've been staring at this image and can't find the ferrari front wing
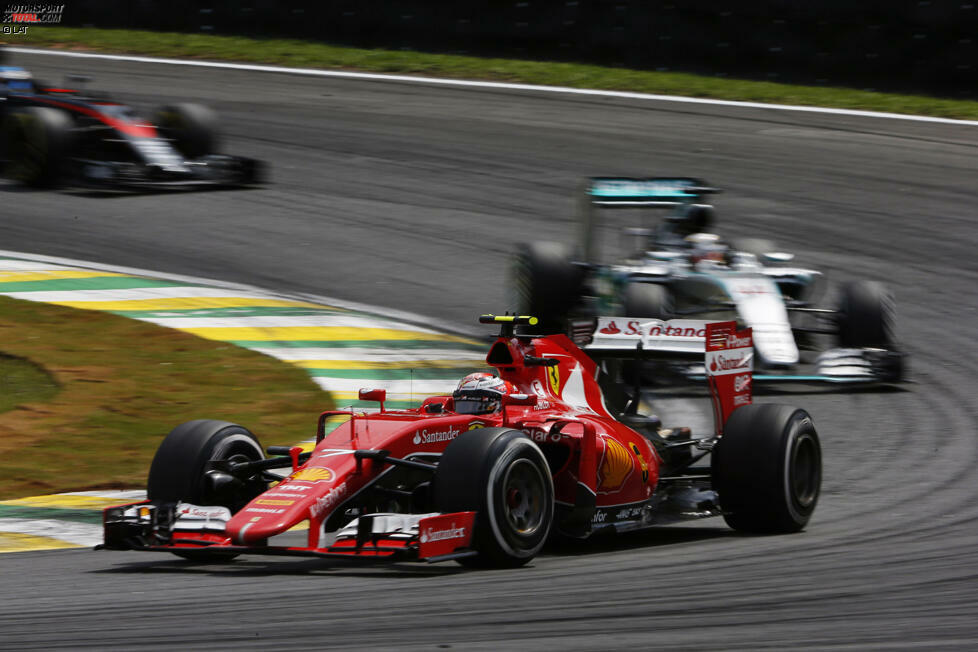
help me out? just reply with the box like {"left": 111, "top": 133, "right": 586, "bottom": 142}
{"left": 100, "top": 501, "right": 477, "bottom": 563}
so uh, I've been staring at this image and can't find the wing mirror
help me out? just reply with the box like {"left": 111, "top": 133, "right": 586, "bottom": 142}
{"left": 762, "top": 252, "right": 794, "bottom": 263}
{"left": 502, "top": 393, "right": 538, "bottom": 407}
{"left": 358, "top": 388, "right": 387, "bottom": 411}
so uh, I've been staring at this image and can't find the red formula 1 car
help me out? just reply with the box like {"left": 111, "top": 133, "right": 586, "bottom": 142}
{"left": 101, "top": 315, "right": 822, "bottom": 567}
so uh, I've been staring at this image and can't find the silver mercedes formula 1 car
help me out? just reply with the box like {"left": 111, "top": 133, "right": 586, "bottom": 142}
{"left": 511, "top": 177, "right": 905, "bottom": 384}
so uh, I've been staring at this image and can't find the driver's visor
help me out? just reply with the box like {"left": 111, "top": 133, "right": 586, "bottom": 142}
{"left": 453, "top": 398, "right": 500, "bottom": 415}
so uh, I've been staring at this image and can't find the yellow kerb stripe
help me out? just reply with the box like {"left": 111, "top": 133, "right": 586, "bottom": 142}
{"left": 0, "top": 270, "right": 125, "bottom": 283}
{"left": 0, "top": 494, "right": 134, "bottom": 510}
{"left": 179, "top": 326, "right": 478, "bottom": 344}
{"left": 0, "top": 531, "right": 86, "bottom": 552}
{"left": 47, "top": 297, "right": 332, "bottom": 311}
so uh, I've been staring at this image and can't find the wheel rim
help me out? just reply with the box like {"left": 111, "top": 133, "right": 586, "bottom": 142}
{"left": 790, "top": 433, "right": 820, "bottom": 509}
{"left": 199, "top": 435, "right": 265, "bottom": 509}
{"left": 500, "top": 458, "right": 547, "bottom": 537}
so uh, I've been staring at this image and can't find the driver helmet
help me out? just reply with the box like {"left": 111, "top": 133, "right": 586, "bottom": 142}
{"left": 452, "top": 372, "right": 515, "bottom": 415}
{"left": 685, "top": 232, "right": 726, "bottom": 264}
{"left": 0, "top": 66, "right": 34, "bottom": 92}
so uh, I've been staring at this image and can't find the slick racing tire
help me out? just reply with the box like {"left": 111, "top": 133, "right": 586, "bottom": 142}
{"left": 2, "top": 106, "right": 72, "bottom": 186}
{"left": 510, "top": 241, "right": 583, "bottom": 334}
{"left": 434, "top": 428, "right": 554, "bottom": 568}
{"left": 836, "top": 280, "right": 895, "bottom": 349}
{"left": 154, "top": 103, "right": 219, "bottom": 159}
{"left": 622, "top": 282, "right": 674, "bottom": 382}
{"left": 623, "top": 282, "right": 674, "bottom": 321}
{"left": 147, "top": 420, "right": 265, "bottom": 561}
{"left": 711, "top": 404, "right": 821, "bottom": 534}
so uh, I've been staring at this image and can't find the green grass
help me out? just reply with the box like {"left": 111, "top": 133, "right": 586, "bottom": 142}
{"left": 0, "top": 296, "right": 332, "bottom": 499}
{"left": 10, "top": 26, "right": 978, "bottom": 121}
{"left": 0, "top": 354, "right": 60, "bottom": 414}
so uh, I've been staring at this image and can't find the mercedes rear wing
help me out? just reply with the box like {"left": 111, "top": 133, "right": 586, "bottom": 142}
{"left": 578, "top": 177, "right": 720, "bottom": 263}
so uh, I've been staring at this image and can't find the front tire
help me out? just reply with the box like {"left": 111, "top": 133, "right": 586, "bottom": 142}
{"left": 622, "top": 282, "right": 674, "bottom": 382}
{"left": 836, "top": 280, "right": 895, "bottom": 349}
{"left": 434, "top": 428, "right": 554, "bottom": 567}
{"left": 147, "top": 419, "right": 266, "bottom": 561}
{"left": 622, "top": 281, "right": 674, "bottom": 320}
{"left": 154, "top": 103, "right": 219, "bottom": 159}
{"left": 711, "top": 404, "right": 821, "bottom": 533}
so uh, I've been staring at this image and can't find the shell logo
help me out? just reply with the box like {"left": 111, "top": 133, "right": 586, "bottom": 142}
{"left": 629, "top": 442, "right": 649, "bottom": 483}
{"left": 290, "top": 467, "right": 334, "bottom": 483}
{"left": 256, "top": 498, "right": 294, "bottom": 506}
{"left": 597, "top": 438, "right": 634, "bottom": 492}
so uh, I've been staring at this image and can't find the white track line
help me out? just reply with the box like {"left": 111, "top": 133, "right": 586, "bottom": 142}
{"left": 0, "top": 518, "right": 103, "bottom": 546}
{"left": 9, "top": 47, "right": 978, "bottom": 127}
{"left": 141, "top": 314, "right": 450, "bottom": 332}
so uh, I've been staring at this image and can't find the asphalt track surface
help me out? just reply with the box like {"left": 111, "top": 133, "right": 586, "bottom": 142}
{"left": 3, "top": 52, "right": 978, "bottom": 650}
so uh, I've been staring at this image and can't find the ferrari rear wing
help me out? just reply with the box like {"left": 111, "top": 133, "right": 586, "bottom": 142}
{"left": 574, "top": 317, "right": 708, "bottom": 359}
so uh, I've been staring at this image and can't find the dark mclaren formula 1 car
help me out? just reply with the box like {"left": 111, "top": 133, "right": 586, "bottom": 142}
{"left": 0, "top": 65, "right": 262, "bottom": 188}
{"left": 100, "top": 315, "right": 822, "bottom": 568}
{"left": 512, "top": 177, "right": 905, "bottom": 384}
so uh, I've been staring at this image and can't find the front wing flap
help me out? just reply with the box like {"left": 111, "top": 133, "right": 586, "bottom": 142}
{"left": 679, "top": 347, "right": 905, "bottom": 383}
{"left": 100, "top": 502, "right": 477, "bottom": 563}
{"left": 579, "top": 317, "right": 903, "bottom": 384}
{"left": 76, "top": 154, "right": 264, "bottom": 188}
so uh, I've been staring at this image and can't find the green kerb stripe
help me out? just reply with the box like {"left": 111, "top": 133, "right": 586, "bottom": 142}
{"left": 0, "top": 504, "right": 102, "bottom": 524}
{"left": 0, "top": 276, "right": 192, "bottom": 293}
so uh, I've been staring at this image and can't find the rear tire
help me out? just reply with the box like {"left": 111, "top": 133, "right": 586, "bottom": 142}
{"left": 711, "top": 404, "right": 821, "bottom": 533}
{"left": 836, "top": 280, "right": 895, "bottom": 349}
{"left": 147, "top": 420, "right": 265, "bottom": 561}
{"left": 154, "top": 103, "right": 219, "bottom": 159}
{"left": 510, "top": 241, "right": 583, "bottom": 334}
{"left": 434, "top": 428, "right": 554, "bottom": 567}
{"left": 2, "top": 106, "right": 72, "bottom": 186}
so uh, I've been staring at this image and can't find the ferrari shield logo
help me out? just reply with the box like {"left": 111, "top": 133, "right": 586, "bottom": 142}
{"left": 547, "top": 364, "right": 560, "bottom": 395}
